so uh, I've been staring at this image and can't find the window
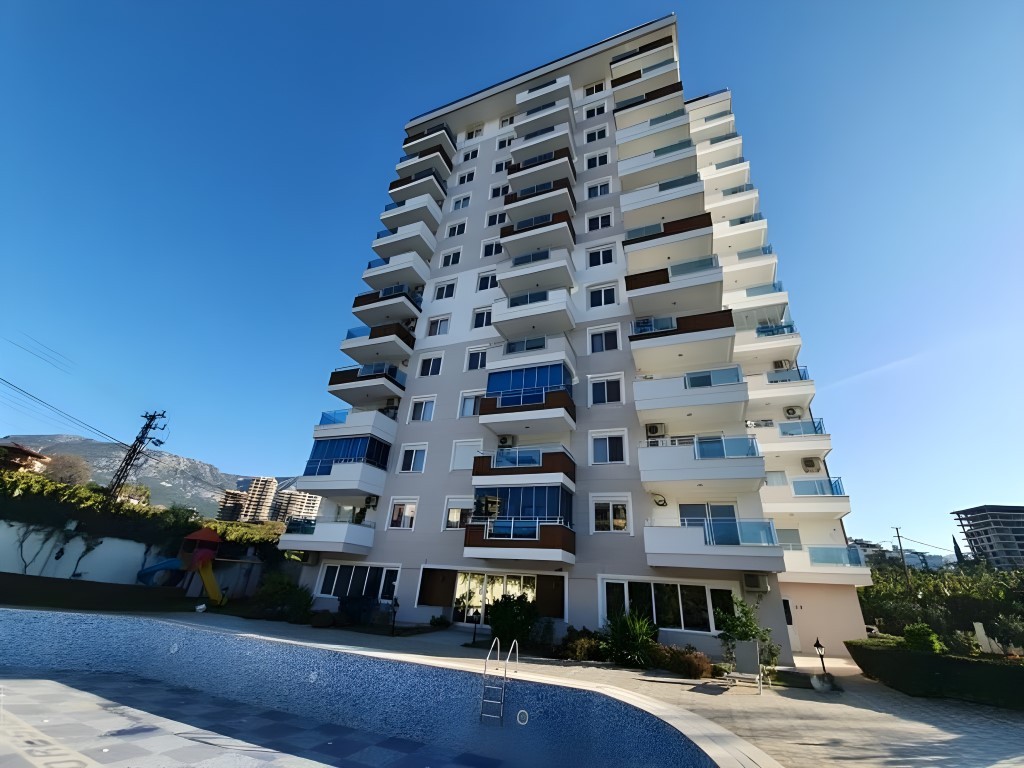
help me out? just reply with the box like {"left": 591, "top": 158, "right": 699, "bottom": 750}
{"left": 776, "top": 528, "right": 802, "bottom": 551}
{"left": 389, "top": 499, "right": 417, "bottom": 529}
{"left": 594, "top": 499, "right": 629, "bottom": 533}
{"left": 458, "top": 171, "right": 475, "bottom": 185}
{"left": 588, "top": 247, "right": 614, "bottom": 267}
{"left": 447, "top": 221, "right": 466, "bottom": 238}
{"left": 587, "top": 212, "right": 612, "bottom": 231}
{"left": 428, "top": 316, "right": 450, "bottom": 336}
{"left": 463, "top": 148, "right": 478, "bottom": 162}
{"left": 587, "top": 181, "right": 610, "bottom": 199}
{"left": 487, "top": 212, "right": 507, "bottom": 227}
{"left": 303, "top": 436, "right": 391, "bottom": 475}
{"left": 434, "top": 281, "right": 455, "bottom": 300}
{"left": 591, "top": 376, "right": 622, "bottom": 405}
{"left": 586, "top": 153, "right": 609, "bottom": 170}
{"left": 585, "top": 81, "right": 605, "bottom": 97}
{"left": 477, "top": 272, "right": 498, "bottom": 291}
{"left": 505, "top": 336, "right": 545, "bottom": 354}
{"left": 586, "top": 127, "right": 607, "bottom": 143}
{"left": 585, "top": 103, "right": 606, "bottom": 120}
{"left": 589, "top": 326, "right": 619, "bottom": 353}
{"left": 410, "top": 398, "right": 435, "bottom": 422}
{"left": 497, "top": 136, "right": 514, "bottom": 150}
{"left": 452, "top": 195, "right": 470, "bottom": 211}
{"left": 446, "top": 503, "right": 474, "bottom": 529}
{"left": 419, "top": 355, "right": 442, "bottom": 377}
{"left": 465, "top": 126, "right": 482, "bottom": 140}
{"left": 589, "top": 284, "right": 616, "bottom": 307}
{"left": 500, "top": 114, "right": 515, "bottom": 128}
{"left": 472, "top": 309, "right": 492, "bottom": 329}
{"left": 494, "top": 159, "right": 511, "bottom": 174}
{"left": 678, "top": 503, "right": 740, "bottom": 545}
{"left": 318, "top": 564, "right": 399, "bottom": 600}
{"left": 467, "top": 347, "right": 487, "bottom": 369}
{"left": 450, "top": 442, "right": 481, "bottom": 472}
{"left": 482, "top": 240, "right": 503, "bottom": 258}
{"left": 459, "top": 392, "right": 483, "bottom": 417}
{"left": 399, "top": 446, "right": 426, "bottom": 473}
{"left": 491, "top": 183, "right": 510, "bottom": 199}
{"left": 592, "top": 432, "right": 626, "bottom": 464}
{"left": 441, "top": 249, "right": 461, "bottom": 267}
{"left": 603, "top": 579, "right": 734, "bottom": 632}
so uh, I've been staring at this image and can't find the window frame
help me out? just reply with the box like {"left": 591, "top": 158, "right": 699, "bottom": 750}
{"left": 588, "top": 282, "right": 617, "bottom": 308}
{"left": 496, "top": 135, "right": 515, "bottom": 151}
{"left": 408, "top": 396, "right": 436, "bottom": 423}
{"left": 457, "top": 170, "right": 476, "bottom": 185}
{"left": 587, "top": 210, "right": 613, "bottom": 232}
{"left": 387, "top": 497, "right": 419, "bottom": 530}
{"left": 462, "top": 148, "right": 478, "bottom": 162}
{"left": 586, "top": 179, "right": 611, "bottom": 199}
{"left": 433, "top": 279, "right": 456, "bottom": 301}
{"left": 584, "top": 81, "right": 606, "bottom": 97}
{"left": 450, "top": 441, "right": 483, "bottom": 474}
{"left": 444, "top": 496, "right": 476, "bottom": 530}
{"left": 587, "top": 245, "right": 615, "bottom": 268}
{"left": 588, "top": 324, "right": 621, "bottom": 354}
{"left": 418, "top": 354, "right": 443, "bottom": 378}
{"left": 486, "top": 210, "right": 508, "bottom": 227}
{"left": 589, "top": 373, "right": 624, "bottom": 406}
{"left": 458, "top": 390, "right": 485, "bottom": 418}
{"left": 585, "top": 151, "right": 609, "bottom": 170}
{"left": 467, "top": 345, "right": 488, "bottom": 369}
{"left": 481, "top": 239, "right": 503, "bottom": 259}
{"left": 451, "top": 194, "right": 471, "bottom": 211}
{"left": 494, "top": 158, "right": 511, "bottom": 174}
{"left": 427, "top": 315, "right": 451, "bottom": 337}
{"left": 585, "top": 127, "right": 608, "bottom": 144}
{"left": 471, "top": 308, "right": 492, "bottom": 330}
{"left": 590, "top": 429, "right": 628, "bottom": 466}
{"left": 585, "top": 102, "right": 607, "bottom": 120}
{"left": 315, "top": 561, "right": 401, "bottom": 600}
{"left": 490, "top": 182, "right": 510, "bottom": 199}
{"left": 477, "top": 271, "right": 498, "bottom": 291}
{"left": 446, "top": 220, "right": 467, "bottom": 238}
{"left": 597, "top": 575, "right": 739, "bottom": 633}
{"left": 398, "top": 444, "right": 427, "bottom": 474}
{"left": 440, "top": 249, "right": 461, "bottom": 268}
{"left": 590, "top": 493, "right": 632, "bottom": 535}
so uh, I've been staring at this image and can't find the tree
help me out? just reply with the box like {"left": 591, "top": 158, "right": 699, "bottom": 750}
{"left": 44, "top": 454, "right": 91, "bottom": 485}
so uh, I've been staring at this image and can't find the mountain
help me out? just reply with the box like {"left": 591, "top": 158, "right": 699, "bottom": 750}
{"left": 2, "top": 434, "right": 300, "bottom": 515}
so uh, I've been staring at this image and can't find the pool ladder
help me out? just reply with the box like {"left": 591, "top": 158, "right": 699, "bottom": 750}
{"left": 479, "top": 637, "right": 518, "bottom": 724}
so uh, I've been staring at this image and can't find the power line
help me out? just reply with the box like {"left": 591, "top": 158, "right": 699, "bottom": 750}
{"left": 900, "top": 535, "right": 955, "bottom": 554}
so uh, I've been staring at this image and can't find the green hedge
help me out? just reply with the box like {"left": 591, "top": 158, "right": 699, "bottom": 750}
{"left": 845, "top": 639, "right": 1024, "bottom": 710}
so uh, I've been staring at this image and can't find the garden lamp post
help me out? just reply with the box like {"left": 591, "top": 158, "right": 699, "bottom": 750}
{"left": 813, "top": 637, "right": 827, "bottom": 675}
{"left": 391, "top": 598, "right": 400, "bottom": 637}
{"left": 471, "top": 608, "right": 481, "bottom": 644}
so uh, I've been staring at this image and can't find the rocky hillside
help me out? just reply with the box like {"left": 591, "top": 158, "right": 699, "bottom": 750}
{"left": 2, "top": 434, "right": 299, "bottom": 515}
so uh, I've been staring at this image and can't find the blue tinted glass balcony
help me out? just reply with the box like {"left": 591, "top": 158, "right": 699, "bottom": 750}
{"left": 512, "top": 250, "right": 551, "bottom": 267}
{"left": 669, "top": 256, "right": 717, "bottom": 277}
{"left": 319, "top": 410, "right": 350, "bottom": 426}
{"left": 793, "top": 477, "right": 845, "bottom": 496}
{"left": 490, "top": 384, "right": 573, "bottom": 407}
{"left": 356, "top": 362, "right": 407, "bottom": 386}
{"left": 641, "top": 58, "right": 675, "bottom": 75}
{"left": 625, "top": 223, "right": 664, "bottom": 240}
{"left": 756, "top": 323, "right": 797, "bottom": 337}
{"left": 745, "top": 281, "right": 784, "bottom": 297}
{"left": 486, "top": 518, "right": 540, "bottom": 540}
{"left": 285, "top": 519, "right": 317, "bottom": 535}
{"left": 715, "top": 156, "right": 746, "bottom": 170}
{"left": 514, "top": 214, "right": 553, "bottom": 231}
{"left": 630, "top": 316, "right": 675, "bottom": 335}
{"left": 527, "top": 79, "right": 557, "bottom": 93}
{"left": 779, "top": 419, "right": 825, "bottom": 436}
{"left": 366, "top": 257, "right": 388, "bottom": 269}
{"left": 652, "top": 139, "right": 693, "bottom": 157}
{"left": 649, "top": 107, "right": 687, "bottom": 126}
{"left": 808, "top": 546, "right": 864, "bottom": 566}
{"left": 737, "top": 245, "right": 773, "bottom": 259}
{"left": 766, "top": 366, "right": 809, "bottom": 383}
{"left": 375, "top": 228, "right": 396, "bottom": 239}
{"left": 708, "top": 132, "right": 739, "bottom": 145}
{"left": 695, "top": 436, "right": 759, "bottom": 459}
{"left": 722, "top": 183, "right": 755, "bottom": 196}
{"left": 703, "top": 110, "right": 731, "bottom": 122}
{"left": 729, "top": 212, "right": 764, "bottom": 226}
{"left": 505, "top": 337, "right": 547, "bottom": 354}
{"left": 383, "top": 200, "right": 405, "bottom": 212}
{"left": 345, "top": 326, "right": 371, "bottom": 340}
{"left": 684, "top": 366, "right": 742, "bottom": 388}
{"left": 658, "top": 173, "right": 702, "bottom": 192}
{"left": 522, "top": 125, "right": 555, "bottom": 141}
{"left": 679, "top": 517, "right": 777, "bottom": 546}
{"left": 494, "top": 448, "right": 543, "bottom": 469}
{"left": 525, "top": 101, "right": 557, "bottom": 116}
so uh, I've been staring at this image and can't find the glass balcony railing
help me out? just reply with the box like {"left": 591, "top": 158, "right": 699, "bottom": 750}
{"left": 484, "top": 518, "right": 544, "bottom": 540}
{"left": 486, "top": 384, "right": 573, "bottom": 408}
{"left": 708, "top": 131, "right": 739, "bottom": 145}
{"left": 366, "top": 257, "right": 388, "bottom": 269}
{"left": 766, "top": 366, "right": 809, "bottom": 383}
{"left": 522, "top": 125, "right": 556, "bottom": 141}
{"left": 517, "top": 181, "right": 555, "bottom": 198}
{"left": 375, "top": 228, "right": 397, "bottom": 239}
{"left": 648, "top": 107, "right": 687, "bottom": 126}
{"left": 669, "top": 255, "right": 717, "bottom": 277}
{"left": 527, "top": 79, "right": 558, "bottom": 93}
{"left": 756, "top": 323, "right": 797, "bottom": 337}
{"left": 508, "top": 289, "right": 551, "bottom": 308}
{"left": 512, "top": 250, "right": 551, "bottom": 267}
{"left": 745, "top": 281, "right": 784, "bottom": 297}
{"left": 383, "top": 200, "right": 406, "bottom": 212}
{"left": 652, "top": 138, "right": 693, "bottom": 157}
{"left": 737, "top": 244, "right": 773, "bottom": 260}
{"left": 345, "top": 326, "right": 371, "bottom": 340}
{"left": 625, "top": 223, "right": 664, "bottom": 240}
{"left": 397, "top": 168, "right": 447, "bottom": 194}
{"left": 519, "top": 150, "right": 556, "bottom": 169}
{"left": 357, "top": 362, "right": 407, "bottom": 386}
{"left": 494, "top": 447, "right": 543, "bottom": 469}
{"left": 703, "top": 110, "right": 731, "bottom": 122}
{"left": 525, "top": 100, "right": 557, "bottom": 116}
{"left": 658, "top": 173, "right": 702, "bottom": 193}
{"left": 793, "top": 477, "right": 845, "bottom": 496}
{"left": 729, "top": 212, "right": 764, "bottom": 226}
{"left": 640, "top": 58, "right": 675, "bottom": 76}
{"left": 504, "top": 337, "right": 547, "bottom": 354}
{"left": 631, "top": 316, "right": 675, "bottom": 335}
{"left": 514, "top": 213, "right": 554, "bottom": 231}
{"left": 722, "top": 183, "right": 755, "bottom": 196}
{"left": 808, "top": 546, "right": 864, "bottom": 567}
{"left": 285, "top": 519, "right": 317, "bottom": 535}
{"left": 779, "top": 419, "right": 825, "bottom": 436}
{"left": 678, "top": 517, "right": 778, "bottom": 546}
{"left": 319, "top": 410, "right": 349, "bottom": 426}
{"left": 683, "top": 365, "right": 742, "bottom": 389}
{"left": 695, "top": 436, "right": 760, "bottom": 459}
{"left": 715, "top": 156, "right": 746, "bottom": 170}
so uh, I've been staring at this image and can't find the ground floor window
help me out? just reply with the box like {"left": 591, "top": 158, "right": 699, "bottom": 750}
{"left": 453, "top": 571, "right": 538, "bottom": 624}
{"left": 602, "top": 578, "right": 735, "bottom": 633}
{"left": 318, "top": 563, "right": 399, "bottom": 601}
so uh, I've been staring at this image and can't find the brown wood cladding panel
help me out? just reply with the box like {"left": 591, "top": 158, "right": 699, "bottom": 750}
{"left": 535, "top": 574, "right": 565, "bottom": 619}
{"left": 627, "top": 309, "right": 734, "bottom": 342}
{"left": 417, "top": 568, "right": 457, "bottom": 607}
{"left": 612, "top": 35, "right": 673, "bottom": 67}
{"left": 504, "top": 178, "right": 576, "bottom": 208}
{"left": 624, "top": 269, "right": 670, "bottom": 292}
{"left": 352, "top": 291, "right": 418, "bottom": 309}
{"left": 471, "top": 452, "right": 576, "bottom": 482}
{"left": 463, "top": 524, "right": 575, "bottom": 554}
{"left": 506, "top": 147, "right": 575, "bottom": 177}
{"left": 368, "top": 323, "right": 415, "bottom": 348}
{"left": 417, "top": 144, "right": 453, "bottom": 171}
{"left": 328, "top": 368, "right": 406, "bottom": 389}
{"left": 478, "top": 390, "right": 577, "bottom": 422}
{"left": 610, "top": 69, "right": 642, "bottom": 88}
{"left": 613, "top": 80, "right": 683, "bottom": 113}
{"left": 622, "top": 213, "right": 713, "bottom": 246}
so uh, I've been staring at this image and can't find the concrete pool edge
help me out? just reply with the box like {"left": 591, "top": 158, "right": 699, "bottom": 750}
{"left": 2, "top": 607, "right": 784, "bottom": 768}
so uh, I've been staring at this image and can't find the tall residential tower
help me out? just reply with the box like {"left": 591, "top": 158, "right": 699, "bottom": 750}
{"left": 283, "top": 15, "right": 870, "bottom": 659}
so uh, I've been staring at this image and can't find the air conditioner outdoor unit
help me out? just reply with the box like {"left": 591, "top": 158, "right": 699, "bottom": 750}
{"left": 773, "top": 360, "right": 792, "bottom": 370}
{"left": 498, "top": 435, "right": 517, "bottom": 448}
{"left": 784, "top": 406, "right": 804, "bottom": 419}
{"left": 365, "top": 495, "right": 379, "bottom": 509}
{"left": 385, "top": 398, "right": 397, "bottom": 408}
{"left": 801, "top": 457, "right": 822, "bottom": 473}
{"left": 646, "top": 423, "right": 667, "bottom": 438}
{"left": 743, "top": 573, "right": 770, "bottom": 594}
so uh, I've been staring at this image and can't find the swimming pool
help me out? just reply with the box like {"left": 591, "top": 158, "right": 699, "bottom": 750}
{"left": 0, "top": 608, "right": 723, "bottom": 767}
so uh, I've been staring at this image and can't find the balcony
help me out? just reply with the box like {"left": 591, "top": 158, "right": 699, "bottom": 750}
{"left": 747, "top": 367, "right": 814, "bottom": 415}
{"left": 492, "top": 287, "right": 575, "bottom": 339}
{"left": 760, "top": 481, "right": 850, "bottom": 518}
{"left": 486, "top": 334, "right": 577, "bottom": 374}
{"left": 779, "top": 547, "right": 872, "bottom": 587}
{"left": 388, "top": 168, "right": 447, "bottom": 205}
{"left": 638, "top": 435, "right": 765, "bottom": 495}
{"left": 724, "top": 281, "right": 788, "bottom": 314}
{"left": 278, "top": 514, "right": 376, "bottom": 556}
{"left": 328, "top": 363, "right": 407, "bottom": 404}
{"left": 684, "top": 88, "right": 732, "bottom": 117}
{"left": 611, "top": 57, "right": 678, "bottom": 103}
{"left": 372, "top": 221, "right": 436, "bottom": 262}
{"left": 479, "top": 386, "right": 576, "bottom": 435}
{"left": 643, "top": 518, "right": 784, "bottom": 572}
{"left": 628, "top": 309, "right": 735, "bottom": 373}
{"left": 340, "top": 323, "right": 415, "bottom": 365}
{"left": 515, "top": 98, "right": 575, "bottom": 138}
{"left": 623, "top": 213, "right": 714, "bottom": 272}
{"left": 395, "top": 143, "right": 453, "bottom": 181}
{"left": 619, "top": 139, "right": 697, "bottom": 193}
{"left": 510, "top": 124, "right": 576, "bottom": 166}
{"left": 295, "top": 461, "right": 388, "bottom": 502}
{"left": 734, "top": 323, "right": 801, "bottom": 363}
{"left": 499, "top": 212, "right": 576, "bottom": 259}
{"left": 633, "top": 365, "right": 747, "bottom": 430}
{"left": 504, "top": 178, "right": 576, "bottom": 221}
{"left": 712, "top": 211, "right": 768, "bottom": 254}
{"left": 704, "top": 183, "right": 758, "bottom": 225}
{"left": 515, "top": 75, "right": 573, "bottom": 111}
{"left": 507, "top": 148, "right": 577, "bottom": 192}
{"left": 351, "top": 284, "right": 422, "bottom": 326}
{"left": 750, "top": 419, "right": 831, "bottom": 462}
{"left": 402, "top": 122, "right": 456, "bottom": 159}
{"left": 472, "top": 447, "right": 576, "bottom": 490}
{"left": 614, "top": 81, "right": 684, "bottom": 130}
{"left": 610, "top": 34, "right": 675, "bottom": 73}
{"left": 615, "top": 106, "right": 689, "bottom": 161}
{"left": 464, "top": 519, "right": 575, "bottom": 565}
{"left": 620, "top": 174, "right": 703, "bottom": 229}
{"left": 380, "top": 194, "right": 442, "bottom": 233}
{"left": 312, "top": 407, "right": 398, "bottom": 445}
{"left": 362, "top": 252, "right": 431, "bottom": 291}
{"left": 495, "top": 248, "right": 574, "bottom": 296}
{"left": 695, "top": 131, "right": 742, "bottom": 169}
{"left": 624, "top": 256, "right": 723, "bottom": 317}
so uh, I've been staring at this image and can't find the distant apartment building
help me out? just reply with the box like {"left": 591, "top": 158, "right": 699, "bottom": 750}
{"left": 0, "top": 442, "right": 51, "bottom": 474}
{"left": 849, "top": 538, "right": 946, "bottom": 571}
{"left": 218, "top": 482, "right": 321, "bottom": 523}
{"left": 240, "top": 477, "right": 278, "bottom": 522}
{"left": 273, "top": 490, "right": 321, "bottom": 522}
{"left": 281, "top": 16, "right": 871, "bottom": 660}
{"left": 953, "top": 505, "right": 1024, "bottom": 570}
{"left": 217, "top": 489, "right": 247, "bottom": 521}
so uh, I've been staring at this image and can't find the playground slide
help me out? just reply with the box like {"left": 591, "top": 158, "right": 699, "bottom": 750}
{"left": 196, "top": 559, "right": 225, "bottom": 605}
{"left": 136, "top": 558, "right": 183, "bottom": 586}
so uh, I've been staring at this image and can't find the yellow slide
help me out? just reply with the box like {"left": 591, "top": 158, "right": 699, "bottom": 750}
{"left": 197, "top": 559, "right": 226, "bottom": 605}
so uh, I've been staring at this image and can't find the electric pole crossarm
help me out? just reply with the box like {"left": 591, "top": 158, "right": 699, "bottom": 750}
{"left": 107, "top": 411, "right": 166, "bottom": 503}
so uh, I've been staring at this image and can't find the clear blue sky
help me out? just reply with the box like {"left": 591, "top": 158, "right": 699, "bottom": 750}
{"left": 2, "top": 1, "right": 1021, "bottom": 552}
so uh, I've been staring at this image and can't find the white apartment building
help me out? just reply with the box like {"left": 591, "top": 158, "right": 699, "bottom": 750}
{"left": 284, "top": 15, "right": 870, "bottom": 660}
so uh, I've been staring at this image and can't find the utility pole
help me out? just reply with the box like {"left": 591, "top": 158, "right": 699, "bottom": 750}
{"left": 107, "top": 411, "right": 166, "bottom": 503}
{"left": 893, "top": 526, "right": 913, "bottom": 594}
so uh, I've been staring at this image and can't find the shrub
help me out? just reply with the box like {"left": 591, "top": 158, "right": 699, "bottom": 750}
{"left": 714, "top": 597, "right": 772, "bottom": 665}
{"left": 650, "top": 644, "right": 712, "bottom": 678}
{"left": 944, "top": 630, "right": 981, "bottom": 657}
{"left": 310, "top": 611, "right": 334, "bottom": 628}
{"left": 605, "top": 611, "right": 658, "bottom": 668}
{"left": 711, "top": 663, "right": 731, "bottom": 678}
{"left": 990, "top": 614, "right": 1024, "bottom": 655}
{"left": 488, "top": 594, "right": 538, "bottom": 646}
{"left": 429, "top": 614, "right": 451, "bottom": 628}
{"left": 251, "top": 572, "right": 312, "bottom": 623}
{"left": 903, "top": 622, "right": 945, "bottom": 654}
{"left": 529, "top": 617, "right": 555, "bottom": 651}
{"left": 557, "top": 626, "right": 608, "bottom": 661}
